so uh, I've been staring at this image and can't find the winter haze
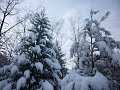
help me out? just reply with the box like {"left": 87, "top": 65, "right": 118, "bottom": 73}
{"left": 0, "top": 0, "right": 120, "bottom": 90}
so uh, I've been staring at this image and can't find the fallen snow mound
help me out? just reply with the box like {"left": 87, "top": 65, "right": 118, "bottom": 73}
{"left": 61, "top": 71, "right": 110, "bottom": 90}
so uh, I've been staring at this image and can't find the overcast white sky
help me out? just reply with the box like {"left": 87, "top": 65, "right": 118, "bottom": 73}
{"left": 22, "top": 0, "right": 120, "bottom": 39}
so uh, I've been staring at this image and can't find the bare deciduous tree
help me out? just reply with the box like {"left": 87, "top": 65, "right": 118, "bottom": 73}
{"left": 51, "top": 19, "right": 64, "bottom": 45}
{"left": 0, "top": 13, "right": 31, "bottom": 60}
{"left": 69, "top": 17, "right": 84, "bottom": 68}
{"left": 0, "top": 0, "right": 21, "bottom": 36}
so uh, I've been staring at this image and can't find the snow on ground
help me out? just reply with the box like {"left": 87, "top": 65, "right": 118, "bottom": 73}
{"left": 61, "top": 71, "right": 110, "bottom": 90}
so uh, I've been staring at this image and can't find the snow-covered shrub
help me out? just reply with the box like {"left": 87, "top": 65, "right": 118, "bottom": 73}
{"left": 61, "top": 71, "right": 110, "bottom": 90}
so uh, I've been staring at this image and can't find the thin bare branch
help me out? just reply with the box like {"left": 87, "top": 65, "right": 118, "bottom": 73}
{"left": 1, "top": 13, "right": 32, "bottom": 35}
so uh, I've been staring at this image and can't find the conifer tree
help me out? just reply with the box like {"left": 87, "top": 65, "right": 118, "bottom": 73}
{"left": 55, "top": 41, "right": 67, "bottom": 78}
{"left": 0, "top": 10, "right": 61, "bottom": 90}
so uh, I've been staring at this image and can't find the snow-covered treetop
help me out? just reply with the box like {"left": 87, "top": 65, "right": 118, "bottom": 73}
{"left": 70, "top": 10, "right": 120, "bottom": 71}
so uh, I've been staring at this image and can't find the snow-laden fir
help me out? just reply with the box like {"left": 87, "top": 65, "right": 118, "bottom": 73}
{"left": 0, "top": 11, "right": 62, "bottom": 90}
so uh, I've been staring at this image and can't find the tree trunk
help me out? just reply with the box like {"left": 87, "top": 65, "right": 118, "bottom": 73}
{"left": 0, "top": 15, "right": 6, "bottom": 36}
{"left": 91, "top": 37, "right": 94, "bottom": 69}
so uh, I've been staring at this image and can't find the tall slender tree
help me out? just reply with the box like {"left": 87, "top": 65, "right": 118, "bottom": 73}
{"left": 51, "top": 19, "right": 68, "bottom": 78}
{"left": 55, "top": 41, "right": 67, "bottom": 78}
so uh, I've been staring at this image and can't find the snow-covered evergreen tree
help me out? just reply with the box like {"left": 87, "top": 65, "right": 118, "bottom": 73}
{"left": 51, "top": 19, "right": 68, "bottom": 78}
{"left": 62, "top": 10, "right": 120, "bottom": 90}
{"left": 0, "top": 10, "right": 61, "bottom": 90}
{"left": 55, "top": 41, "right": 68, "bottom": 78}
